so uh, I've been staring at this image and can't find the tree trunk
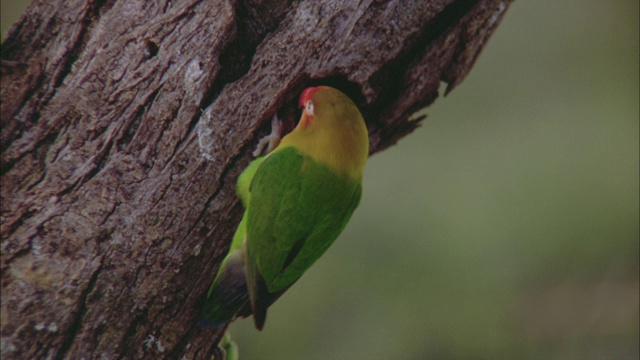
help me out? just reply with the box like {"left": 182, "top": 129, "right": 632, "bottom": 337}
{"left": 0, "top": 0, "right": 511, "bottom": 358}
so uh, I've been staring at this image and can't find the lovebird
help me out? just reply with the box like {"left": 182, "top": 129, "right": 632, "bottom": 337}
{"left": 202, "top": 86, "right": 369, "bottom": 330}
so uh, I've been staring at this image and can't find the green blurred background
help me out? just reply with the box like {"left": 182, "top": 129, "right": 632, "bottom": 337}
{"left": 2, "top": 1, "right": 638, "bottom": 359}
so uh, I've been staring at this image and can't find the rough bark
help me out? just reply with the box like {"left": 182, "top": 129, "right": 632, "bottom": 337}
{"left": 0, "top": 0, "right": 511, "bottom": 358}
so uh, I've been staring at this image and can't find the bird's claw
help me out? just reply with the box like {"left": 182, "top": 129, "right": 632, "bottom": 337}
{"left": 253, "top": 114, "right": 282, "bottom": 157}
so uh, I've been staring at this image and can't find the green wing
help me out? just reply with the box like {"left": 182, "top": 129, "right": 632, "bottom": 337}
{"left": 245, "top": 147, "right": 362, "bottom": 329}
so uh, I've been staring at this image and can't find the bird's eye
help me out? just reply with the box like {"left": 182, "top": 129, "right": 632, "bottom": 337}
{"left": 305, "top": 100, "right": 314, "bottom": 116}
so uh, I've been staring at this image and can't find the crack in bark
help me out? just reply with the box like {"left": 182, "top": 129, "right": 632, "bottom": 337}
{"left": 199, "top": 0, "right": 295, "bottom": 111}
{"left": 55, "top": 258, "right": 104, "bottom": 360}
{"left": 51, "top": 0, "right": 111, "bottom": 90}
{"left": 177, "top": 134, "right": 258, "bottom": 249}
{"left": 115, "top": 314, "right": 147, "bottom": 360}
{"left": 0, "top": 60, "right": 46, "bottom": 151}
{"left": 0, "top": 234, "right": 33, "bottom": 272}
{"left": 367, "top": 0, "right": 477, "bottom": 119}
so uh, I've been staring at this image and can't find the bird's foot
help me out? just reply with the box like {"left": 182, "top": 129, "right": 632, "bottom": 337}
{"left": 253, "top": 114, "right": 282, "bottom": 157}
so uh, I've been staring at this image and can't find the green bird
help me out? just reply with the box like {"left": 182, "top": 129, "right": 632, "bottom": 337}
{"left": 202, "top": 86, "right": 369, "bottom": 330}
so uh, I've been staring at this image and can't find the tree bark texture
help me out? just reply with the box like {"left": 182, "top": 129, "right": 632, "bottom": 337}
{"left": 0, "top": 0, "right": 511, "bottom": 358}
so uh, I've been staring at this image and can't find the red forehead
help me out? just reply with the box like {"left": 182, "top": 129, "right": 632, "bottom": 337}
{"left": 299, "top": 86, "right": 324, "bottom": 107}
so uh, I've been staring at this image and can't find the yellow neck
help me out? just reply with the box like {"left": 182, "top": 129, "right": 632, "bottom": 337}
{"left": 278, "top": 117, "right": 369, "bottom": 180}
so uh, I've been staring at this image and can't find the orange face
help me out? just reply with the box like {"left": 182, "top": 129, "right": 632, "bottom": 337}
{"left": 298, "top": 86, "right": 325, "bottom": 129}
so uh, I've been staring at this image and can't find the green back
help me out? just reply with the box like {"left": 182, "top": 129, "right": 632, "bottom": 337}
{"left": 247, "top": 146, "right": 362, "bottom": 293}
